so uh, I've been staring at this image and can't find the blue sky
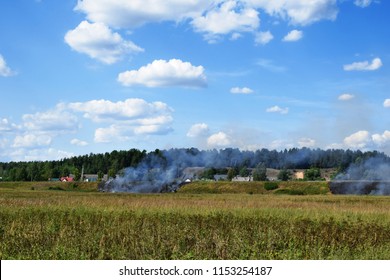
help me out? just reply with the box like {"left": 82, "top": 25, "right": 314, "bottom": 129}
{"left": 0, "top": 0, "right": 389, "bottom": 161}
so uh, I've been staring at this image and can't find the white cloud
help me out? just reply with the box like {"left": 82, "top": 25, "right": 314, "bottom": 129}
{"left": 94, "top": 123, "right": 173, "bottom": 143}
{"left": 230, "top": 32, "right": 242, "bottom": 40}
{"left": 372, "top": 131, "right": 390, "bottom": 146}
{"left": 338, "top": 93, "right": 355, "bottom": 101}
{"left": 354, "top": 0, "right": 373, "bottom": 8}
{"left": 68, "top": 98, "right": 173, "bottom": 123}
{"left": 187, "top": 123, "right": 210, "bottom": 138}
{"left": 246, "top": 0, "right": 339, "bottom": 26}
{"left": 343, "top": 57, "right": 383, "bottom": 71}
{"left": 94, "top": 125, "right": 124, "bottom": 143}
{"left": 70, "top": 138, "right": 88, "bottom": 146}
{"left": 70, "top": 0, "right": 343, "bottom": 46}
{"left": 68, "top": 98, "right": 174, "bottom": 143}
{"left": 191, "top": 1, "right": 259, "bottom": 41}
{"left": 0, "top": 118, "right": 19, "bottom": 132}
{"left": 282, "top": 29, "right": 303, "bottom": 42}
{"left": 75, "top": 0, "right": 210, "bottom": 29}
{"left": 22, "top": 105, "right": 79, "bottom": 134}
{"left": 8, "top": 148, "right": 74, "bottom": 162}
{"left": 266, "top": 105, "right": 289, "bottom": 114}
{"left": 230, "top": 87, "right": 254, "bottom": 94}
{"left": 207, "top": 132, "right": 231, "bottom": 148}
{"left": 343, "top": 130, "right": 371, "bottom": 149}
{"left": 384, "top": 99, "right": 390, "bottom": 108}
{"left": 298, "top": 137, "right": 316, "bottom": 148}
{"left": 0, "top": 54, "right": 15, "bottom": 77}
{"left": 255, "top": 31, "right": 274, "bottom": 45}
{"left": 117, "top": 59, "right": 207, "bottom": 88}
{"left": 12, "top": 134, "right": 52, "bottom": 148}
{"left": 65, "top": 21, "right": 143, "bottom": 64}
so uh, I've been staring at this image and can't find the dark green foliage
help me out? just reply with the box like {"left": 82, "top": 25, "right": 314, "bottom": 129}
{"left": 0, "top": 148, "right": 389, "bottom": 182}
{"left": 277, "top": 169, "right": 291, "bottom": 181}
{"left": 239, "top": 167, "right": 250, "bottom": 177}
{"left": 253, "top": 163, "right": 267, "bottom": 181}
{"left": 304, "top": 167, "right": 322, "bottom": 181}
{"left": 264, "top": 182, "right": 279, "bottom": 191}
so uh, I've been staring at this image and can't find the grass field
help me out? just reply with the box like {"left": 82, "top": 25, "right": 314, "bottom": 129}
{"left": 1, "top": 181, "right": 390, "bottom": 260}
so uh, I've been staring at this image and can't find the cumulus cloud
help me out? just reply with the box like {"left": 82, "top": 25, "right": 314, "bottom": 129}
{"left": 12, "top": 134, "right": 52, "bottom": 148}
{"left": 0, "top": 118, "right": 19, "bottom": 132}
{"left": 70, "top": 138, "right": 88, "bottom": 146}
{"left": 74, "top": 0, "right": 340, "bottom": 29}
{"left": 230, "top": 87, "right": 254, "bottom": 94}
{"left": 22, "top": 105, "right": 79, "bottom": 134}
{"left": 338, "top": 93, "right": 355, "bottom": 101}
{"left": 343, "top": 130, "right": 371, "bottom": 149}
{"left": 65, "top": 21, "right": 143, "bottom": 64}
{"left": 8, "top": 148, "right": 74, "bottom": 162}
{"left": 266, "top": 105, "right": 289, "bottom": 114}
{"left": 372, "top": 131, "right": 390, "bottom": 146}
{"left": 354, "top": 0, "right": 373, "bottom": 8}
{"left": 246, "top": 0, "right": 339, "bottom": 26}
{"left": 68, "top": 98, "right": 172, "bottom": 122}
{"left": 207, "top": 132, "right": 231, "bottom": 148}
{"left": 282, "top": 29, "right": 303, "bottom": 42}
{"left": 75, "top": 0, "right": 210, "bottom": 29}
{"left": 94, "top": 123, "right": 173, "bottom": 143}
{"left": 68, "top": 98, "right": 174, "bottom": 143}
{"left": 117, "top": 59, "right": 207, "bottom": 88}
{"left": 255, "top": 31, "right": 274, "bottom": 45}
{"left": 298, "top": 137, "right": 316, "bottom": 148}
{"left": 0, "top": 54, "right": 15, "bottom": 77}
{"left": 191, "top": 1, "right": 259, "bottom": 41}
{"left": 384, "top": 99, "right": 390, "bottom": 108}
{"left": 343, "top": 57, "right": 382, "bottom": 71}
{"left": 187, "top": 123, "right": 210, "bottom": 138}
{"left": 71, "top": 0, "right": 341, "bottom": 45}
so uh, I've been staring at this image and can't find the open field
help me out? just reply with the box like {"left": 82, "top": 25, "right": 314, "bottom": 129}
{"left": 1, "top": 182, "right": 390, "bottom": 260}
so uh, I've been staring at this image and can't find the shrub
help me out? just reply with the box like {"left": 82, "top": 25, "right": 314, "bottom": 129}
{"left": 264, "top": 182, "right": 279, "bottom": 191}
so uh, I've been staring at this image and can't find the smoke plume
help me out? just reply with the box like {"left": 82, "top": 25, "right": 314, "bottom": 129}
{"left": 331, "top": 156, "right": 390, "bottom": 195}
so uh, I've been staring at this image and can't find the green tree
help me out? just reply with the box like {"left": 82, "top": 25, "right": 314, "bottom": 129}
{"left": 253, "top": 163, "right": 267, "bottom": 181}
{"left": 97, "top": 170, "right": 104, "bottom": 182}
{"left": 239, "top": 167, "right": 250, "bottom": 177}
{"left": 277, "top": 169, "right": 291, "bottom": 181}
{"left": 304, "top": 167, "right": 322, "bottom": 181}
{"left": 108, "top": 168, "right": 117, "bottom": 179}
{"left": 227, "top": 168, "right": 237, "bottom": 181}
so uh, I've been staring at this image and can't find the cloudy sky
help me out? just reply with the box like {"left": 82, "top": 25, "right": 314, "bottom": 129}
{"left": 0, "top": 0, "right": 389, "bottom": 161}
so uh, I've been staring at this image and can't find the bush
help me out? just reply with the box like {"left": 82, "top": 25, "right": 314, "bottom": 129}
{"left": 264, "top": 182, "right": 279, "bottom": 191}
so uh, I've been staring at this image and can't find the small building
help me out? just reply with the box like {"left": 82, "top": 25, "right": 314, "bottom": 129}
{"left": 83, "top": 174, "right": 99, "bottom": 182}
{"left": 60, "top": 176, "right": 74, "bottom": 182}
{"left": 232, "top": 176, "right": 253, "bottom": 182}
{"left": 294, "top": 171, "right": 305, "bottom": 180}
{"left": 214, "top": 174, "right": 228, "bottom": 181}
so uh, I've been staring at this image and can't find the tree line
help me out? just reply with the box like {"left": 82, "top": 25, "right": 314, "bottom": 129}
{"left": 0, "top": 147, "right": 388, "bottom": 182}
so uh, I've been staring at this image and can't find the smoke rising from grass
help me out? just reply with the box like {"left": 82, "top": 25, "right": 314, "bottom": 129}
{"left": 332, "top": 156, "right": 390, "bottom": 195}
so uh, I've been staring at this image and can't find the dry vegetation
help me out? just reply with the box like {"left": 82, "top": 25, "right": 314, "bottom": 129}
{"left": 1, "top": 182, "right": 390, "bottom": 260}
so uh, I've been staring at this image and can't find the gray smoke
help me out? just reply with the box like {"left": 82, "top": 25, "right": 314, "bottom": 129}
{"left": 331, "top": 157, "right": 390, "bottom": 195}
{"left": 99, "top": 151, "right": 189, "bottom": 193}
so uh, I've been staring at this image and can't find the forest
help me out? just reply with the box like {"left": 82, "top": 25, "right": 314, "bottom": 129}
{"left": 0, "top": 147, "right": 388, "bottom": 182}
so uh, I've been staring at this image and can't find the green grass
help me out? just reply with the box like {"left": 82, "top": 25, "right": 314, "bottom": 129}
{"left": 178, "top": 180, "right": 329, "bottom": 195}
{"left": 1, "top": 182, "right": 390, "bottom": 260}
